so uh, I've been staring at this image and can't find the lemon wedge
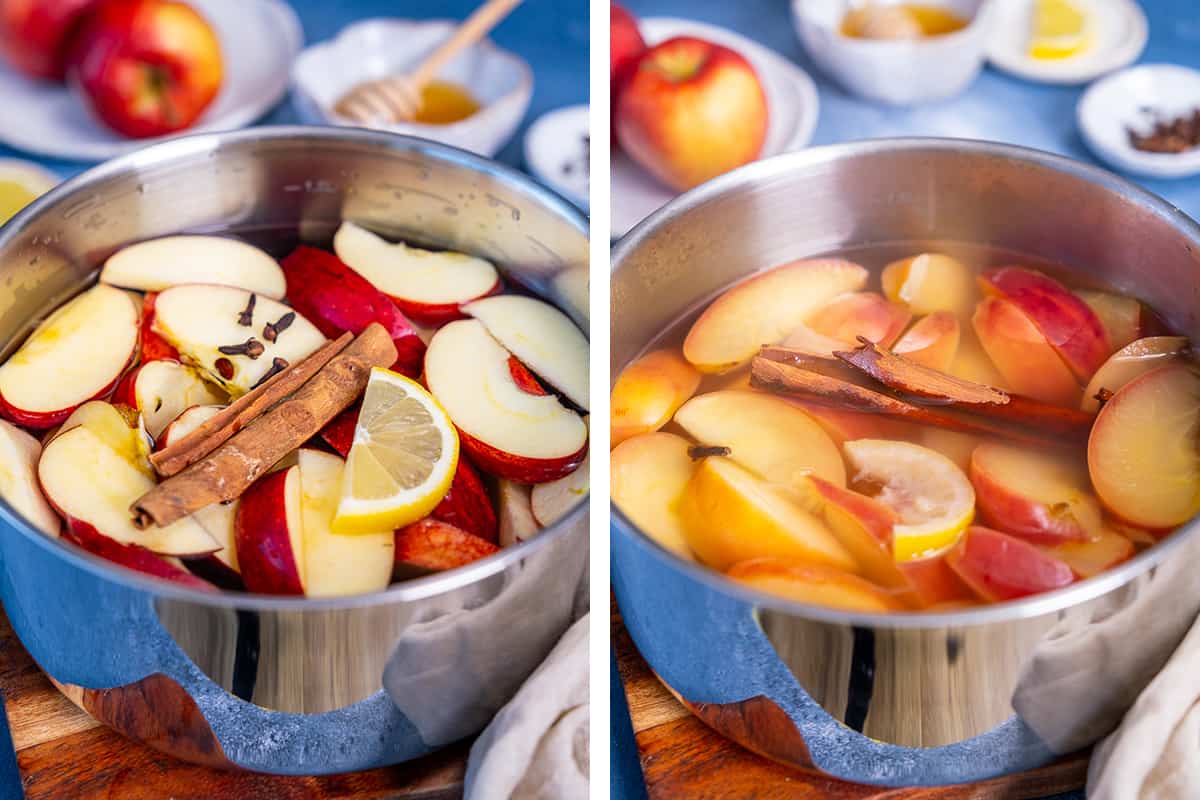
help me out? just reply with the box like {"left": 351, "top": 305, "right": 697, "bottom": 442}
{"left": 332, "top": 368, "right": 458, "bottom": 534}
{"left": 1029, "top": 0, "right": 1091, "bottom": 60}
{"left": 0, "top": 161, "right": 56, "bottom": 226}
{"left": 843, "top": 439, "right": 975, "bottom": 562}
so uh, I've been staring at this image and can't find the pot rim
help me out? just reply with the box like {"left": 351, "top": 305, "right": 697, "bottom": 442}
{"left": 0, "top": 125, "right": 589, "bottom": 611}
{"left": 610, "top": 136, "right": 1200, "bottom": 630}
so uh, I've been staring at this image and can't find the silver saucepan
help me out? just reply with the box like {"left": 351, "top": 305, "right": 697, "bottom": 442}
{"left": 0, "top": 127, "right": 589, "bottom": 775}
{"left": 611, "top": 138, "right": 1200, "bottom": 786}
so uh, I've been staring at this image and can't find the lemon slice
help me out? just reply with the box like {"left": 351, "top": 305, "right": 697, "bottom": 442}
{"left": 332, "top": 368, "right": 458, "bottom": 534}
{"left": 843, "top": 439, "right": 975, "bottom": 562}
{"left": 1029, "top": 0, "right": 1090, "bottom": 60}
{"left": 0, "top": 160, "right": 56, "bottom": 226}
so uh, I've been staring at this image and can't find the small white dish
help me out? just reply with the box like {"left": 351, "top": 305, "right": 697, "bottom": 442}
{"left": 988, "top": 0, "right": 1147, "bottom": 86}
{"left": 611, "top": 17, "right": 819, "bottom": 239}
{"left": 524, "top": 105, "right": 589, "bottom": 211}
{"left": 792, "top": 0, "right": 994, "bottom": 106}
{"left": 292, "top": 18, "right": 533, "bottom": 158}
{"left": 1078, "top": 64, "right": 1200, "bottom": 179}
{"left": 0, "top": 0, "right": 301, "bottom": 162}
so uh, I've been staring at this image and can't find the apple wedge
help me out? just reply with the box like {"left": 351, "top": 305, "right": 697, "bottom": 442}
{"left": 727, "top": 558, "right": 905, "bottom": 612}
{"left": 682, "top": 259, "right": 869, "bottom": 373}
{"left": 151, "top": 284, "right": 326, "bottom": 397}
{"left": 1047, "top": 527, "right": 1135, "bottom": 579}
{"left": 807, "top": 292, "right": 911, "bottom": 349}
{"left": 946, "top": 526, "right": 1075, "bottom": 602}
{"left": 969, "top": 442, "right": 1095, "bottom": 544}
{"left": 114, "top": 360, "right": 226, "bottom": 438}
{"left": 898, "top": 555, "right": 977, "bottom": 608}
{"left": 139, "top": 292, "right": 179, "bottom": 362}
{"left": 100, "top": 236, "right": 286, "bottom": 298}
{"left": 155, "top": 405, "right": 223, "bottom": 450}
{"left": 497, "top": 479, "right": 540, "bottom": 547}
{"left": 1081, "top": 336, "right": 1189, "bottom": 413}
{"left": 425, "top": 320, "right": 587, "bottom": 483}
{"left": 610, "top": 432, "right": 696, "bottom": 560}
{"left": 778, "top": 322, "right": 855, "bottom": 359}
{"left": 973, "top": 296, "right": 1080, "bottom": 406}
{"left": 0, "top": 420, "right": 59, "bottom": 536}
{"left": 333, "top": 221, "right": 502, "bottom": 326}
{"left": 1088, "top": 363, "right": 1200, "bottom": 530}
{"left": 531, "top": 452, "right": 589, "bottom": 527}
{"left": 1075, "top": 290, "right": 1143, "bottom": 352}
{"left": 236, "top": 465, "right": 305, "bottom": 595}
{"left": 395, "top": 518, "right": 499, "bottom": 571}
{"left": 64, "top": 519, "right": 215, "bottom": 591}
{"left": 947, "top": 329, "right": 1009, "bottom": 390}
{"left": 673, "top": 390, "right": 846, "bottom": 487}
{"left": 432, "top": 457, "right": 498, "bottom": 543}
{"left": 464, "top": 294, "right": 589, "bottom": 411}
{"left": 0, "top": 284, "right": 138, "bottom": 429}
{"left": 187, "top": 499, "right": 241, "bottom": 589}
{"left": 881, "top": 253, "right": 976, "bottom": 318}
{"left": 892, "top": 311, "right": 961, "bottom": 372}
{"left": 611, "top": 349, "right": 701, "bottom": 447}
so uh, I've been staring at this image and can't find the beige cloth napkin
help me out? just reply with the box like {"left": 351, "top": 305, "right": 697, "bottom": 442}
{"left": 463, "top": 613, "right": 590, "bottom": 800}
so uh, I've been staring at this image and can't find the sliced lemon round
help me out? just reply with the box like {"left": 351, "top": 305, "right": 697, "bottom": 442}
{"left": 332, "top": 368, "right": 458, "bottom": 534}
{"left": 0, "top": 160, "right": 56, "bottom": 226}
{"left": 843, "top": 439, "right": 975, "bottom": 562}
{"left": 1029, "top": 0, "right": 1090, "bottom": 60}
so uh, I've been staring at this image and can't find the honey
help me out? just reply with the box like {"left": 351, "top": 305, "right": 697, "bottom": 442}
{"left": 841, "top": 4, "right": 969, "bottom": 39}
{"left": 412, "top": 80, "right": 481, "bottom": 125}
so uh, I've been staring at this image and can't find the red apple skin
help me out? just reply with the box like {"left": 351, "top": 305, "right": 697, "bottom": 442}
{"left": 234, "top": 469, "right": 303, "bottom": 596}
{"left": 946, "top": 526, "right": 1075, "bottom": 603}
{"left": 280, "top": 245, "right": 425, "bottom": 379}
{"left": 616, "top": 36, "right": 768, "bottom": 191}
{"left": 389, "top": 277, "right": 504, "bottom": 328}
{"left": 140, "top": 292, "right": 179, "bottom": 362}
{"left": 395, "top": 518, "right": 499, "bottom": 571}
{"left": 63, "top": 518, "right": 216, "bottom": 591}
{"left": 459, "top": 429, "right": 586, "bottom": 485}
{"left": 0, "top": 0, "right": 98, "bottom": 81}
{"left": 66, "top": 0, "right": 223, "bottom": 139}
{"left": 432, "top": 457, "right": 498, "bottom": 544}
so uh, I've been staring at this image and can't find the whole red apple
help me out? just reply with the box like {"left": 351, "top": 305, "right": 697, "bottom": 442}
{"left": 610, "top": 2, "right": 645, "bottom": 145}
{"left": 616, "top": 36, "right": 769, "bottom": 192}
{"left": 67, "top": 0, "right": 223, "bottom": 139}
{"left": 0, "top": 0, "right": 98, "bottom": 81}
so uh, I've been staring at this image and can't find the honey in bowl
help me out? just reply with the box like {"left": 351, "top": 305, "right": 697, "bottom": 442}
{"left": 841, "top": 4, "right": 969, "bottom": 39}
{"left": 412, "top": 80, "right": 481, "bottom": 125}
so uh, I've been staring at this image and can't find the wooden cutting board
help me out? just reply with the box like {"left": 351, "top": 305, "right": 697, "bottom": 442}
{"left": 612, "top": 603, "right": 1089, "bottom": 799}
{"left": 0, "top": 607, "right": 468, "bottom": 800}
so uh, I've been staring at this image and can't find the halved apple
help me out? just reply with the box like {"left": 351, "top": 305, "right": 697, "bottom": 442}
{"left": 1081, "top": 336, "right": 1189, "bottom": 413}
{"left": 64, "top": 518, "right": 215, "bottom": 591}
{"left": 973, "top": 296, "right": 1080, "bottom": 406}
{"left": 892, "top": 311, "right": 960, "bottom": 372}
{"left": 497, "top": 479, "right": 540, "bottom": 547}
{"left": 610, "top": 432, "right": 695, "bottom": 560}
{"left": 679, "top": 456, "right": 856, "bottom": 572}
{"left": 1088, "top": 363, "right": 1200, "bottom": 529}
{"left": 156, "top": 405, "right": 223, "bottom": 450}
{"left": 531, "top": 452, "right": 589, "bottom": 528}
{"left": 333, "top": 221, "right": 502, "bottom": 326}
{"left": 881, "top": 253, "right": 976, "bottom": 318}
{"left": 236, "top": 465, "right": 305, "bottom": 595}
{"left": 152, "top": 284, "right": 326, "bottom": 396}
{"left": 115, "top": 360, "right": 227, "bottom": 438}
{"left": 673, "top": 390, "right": 846, "bottom": 487}
{"left": 0, "top": 420, "right": 59, "bottom": 536}
{"left": 611, "top": 349, "right": 701, "bottom": 448}
{"left": 1075, "top": 290, "right": 1143, "bottom": 352}
{"left": 433, "top": 457, "right": 499, "bottom": 543}
{"left": 727, "top": 558, "right": 904, "bottom": 612}
{"left": 139, "top": 292, "right": 179, "bottom": 362}
{"left": 464, "top": 294, "right": 589, "bottom": 411}
{"left": 1047, "top": 527, "right": 1135, "bottom": 579}
{"left": 0, "top": 284, "right": 138, "bottom": 429}
{"left": 807, "top": 292, "right": 911, "bottom": 349}
{"left": 969, "top": 442, "right": 1095, "bottom": 544}
{"left": 946, "top": 526, "right": 1075, "bottom": 602}
{"left": 682, "top": 259, "right": 869, "bottom": 373}
{"left": 425, "top": 320, "right": 587, "bottom": 483}
{"left": 395, "top": 518, "right": 499, "bottom": 571}
{"left": 100, "top": 236, "right": 286, "bottom": 298}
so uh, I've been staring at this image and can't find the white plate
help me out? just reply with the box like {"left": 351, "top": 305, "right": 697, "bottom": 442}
{"left": 1078, "top": 64, "right": 1200, "bottom": 179}
{"left": 0, "top": 0, "right": 302, "bottom": 161}
{"left": 987, "top": 0, "right": 1147, "bottom": 86}
{"left": 524, "top": 105, "right": 589, "bottom": 211}
{"left": 611, "top": 17, "right": 820, "bottom": 239}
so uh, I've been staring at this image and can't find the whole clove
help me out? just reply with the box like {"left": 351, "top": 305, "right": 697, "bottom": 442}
{"left": 237, "top": 293, "right": 257, "bottom": 326}
{"left": 218, "top": 338, "right": 265, "bottom": 359}
{"left": 250, "top": 357, "right": 289, "bottom": 390}
{"left": 262, "top": 312, "right": 295, "bottom": 343}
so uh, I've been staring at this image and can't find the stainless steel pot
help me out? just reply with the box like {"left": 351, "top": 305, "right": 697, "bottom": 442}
{"left": 611, "top": 138, "right": 1200, "bottom": 787}
{"left": 0, "top": 127, "right": 589, "bottom": 775}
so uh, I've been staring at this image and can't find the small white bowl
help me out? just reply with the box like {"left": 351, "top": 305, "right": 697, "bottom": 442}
{"left": 791, "top": 0, "right": 994, "bottom": 106}
{"left": 292, "top": 18, "right": 533, "bottom": 157}
{"left": 1079, "top": 64, "right": 1200, "bottom": 180}
{"left": 524, "top": 105, "right": 589, "bottom": 211}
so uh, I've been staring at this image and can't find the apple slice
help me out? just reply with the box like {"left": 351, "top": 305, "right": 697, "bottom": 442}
{"left": 807, "top": 292, "right": 911, "bottom": 349}
{"left": 946, "top": 526, "right": 1075, "bottom": 602}
{"left": 100, "top": 236, "right": 286, "bottom": 298}
{"left": 1075, "top": 290, "right": 1143, "bottom": 352}
{"left": 497, "top": 479, "right": 540, "bottom": 547}
{"left": 64, "top": 519, "right": 215, "bottom": 591}
{"left": 464, "top": 294, "right": 589, "bottom": 411}
{"left": 395, "top": 518, "right": 499, "bottom": 571}
{"left": 0, "top": 420, "right": 59, "bottom": 537}
{"left": 673, "top": 390, "right": 846, "bottom": 487}
{"left": 1088, "top": 363, "right": 1200, "bottom": 529}
{"left": 298, "top": 449, "right": 394, "bottom": 597}
{"left": 114, "top": 360, "right": 226, "bottom": 438}
{"left": 139, "top": 292, "right": 179, "bottom": 362}
{"left": 682, "top": 259, "right": 869, "bottom": 373}
{"left": 727, "top": 558, "right": 905, "bottom": 612}
{"left": 531, "top": 452, "right": 589, "bottom": 527}
{"left": 280, "top": 245, "right": 426, "bottom": 378}
{"left": 430, "top": 457, "right": 499, "bottom": 543}
{"left": 1081, "top": 336, "right": 1189, "bottom": 413}
{"left": 0, "top": 284, "right": 138, "bottom": 429}
{"left": 1047, "top": 527, "right": 1135, "bottom": 579}
{"left": 236, "top": 465, "right": 305, "bottom": 595}
{"left": 679, "top": 456, "right": 856, "bottom": 572}
{"left": 156, "top": 405, "right": 223, "bottom": 450}
{"left": 333, "top": 221, "right": 502, "bottom": 326}
{"left": 38, "top": 425, "right": 217, "bottom": 557}
{"left": 187, "top": 499, "right": 241, "bottom": 589}
{"left": 892, "top": 311, "right": 961, "bottom": 371}
{"left": 969, "top": 442, "right": 1095, "bottom": 544}
{"left": 973, "top": 296, "right": 1080, "bottom": 406}
{"left": 425, "top": 320, "right": 587, "bottom": 483}
{"left": 881, "top": 253, "right": 976, "bottom": 318}
{"left": 318, "top": 405, "right": 359, "bottom": 458}
{"left": 610, "top": 432, "right": 695, "bottom": 560}
{"left": 980, "top": 267, "right": 1110, "bottom": 381}
{"left": 778, "top": 322, "right": 854, "bottom": 359}
{"left": 898, "top": 555, "right": 976, "bottom": 608}
{"left": 611, "top": 349, "right": 701, "bottom": 447}
{"left": 152, "top": 284, "right": 326, "bottom": 397}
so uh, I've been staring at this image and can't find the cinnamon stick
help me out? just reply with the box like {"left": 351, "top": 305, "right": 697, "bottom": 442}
{"left": 150, "top": 331, "right": 354, "bottom": 477}
{"left": 131, "top": 324, "right": 397, "bottom": 529}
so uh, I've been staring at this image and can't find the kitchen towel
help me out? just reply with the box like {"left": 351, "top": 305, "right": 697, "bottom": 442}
{"left": 463, "top": 613, "right": 589, "bottom": 800}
